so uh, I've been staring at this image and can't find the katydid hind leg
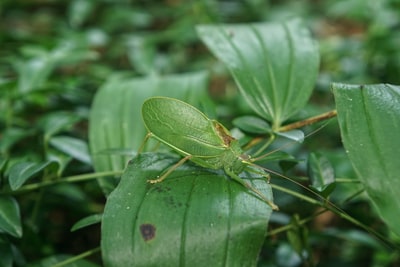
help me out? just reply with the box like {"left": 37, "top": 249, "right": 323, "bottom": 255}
{"left": 225, "top": 168, "right": 279, "bottom": 210}
{"left": 147, "top": 155, "right": 192, "bottom": 184}
{"left": 245, "top": 165, "right": 271, "bottom": 183}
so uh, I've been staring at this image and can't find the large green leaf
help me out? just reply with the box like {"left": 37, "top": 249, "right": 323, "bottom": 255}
{"left": 102, "top": 153, "right": 273, "bottom": 267}
{"left": 332, "top": 83, "right": 400, "bottom": 236}
{"left": 89, "top": 71, "right": 209, "bottom": 195}
{"left": 197, "top": 18, "right": 319, "bottom": 129}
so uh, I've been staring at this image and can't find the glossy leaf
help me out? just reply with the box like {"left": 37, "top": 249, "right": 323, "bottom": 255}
{"left": 332, "top": 83, "right": 400, "bottom": 236}
{"left": 0, "top": 127, "right": 34, "bottom": 154}
{"left": 38, "top": 112, "right": 82, "bottom": 141}
{"left": 197, "top": 18, "right": 319, "bottom": 129}
{"left": 89, "top": 71, "right": 209, "bottom": 195}
{"left": 276, "top": 243, "right": 302, "bottom": 267}
{"left": 14, "top": 44, "right": 96, "bottom": 94}
{"left": 233, "top": 115, "right": 271, "bottom": 134}
{"left": 307, "top": 152, "right": 336, "bottom": 197}
{"left": 102, "top": 153, "right": 273, "bottom": 266}
{"left": 0, "top": 196, "right": 22, "bottom": 238}
{"left": 8, "top": 161, "right": 58, "bottom": 190}
{"left": 125, "top": 35, "right": 156, "bottom": 75}
{"left": 47, "top": 148, "right": 73, "bottom": 177}
{"left": 276, "top": 130, "right": 305, "bottom": 143}
{"left": 68, "top": 0, "right": 95, "bottom": 28}
{"left": 13, "top": 56, "right": 54, "bottom": 94}
{"left": 71, "top": 214, "right": 102, "bottom": 232}
{"left": 286, "top": 215, "right": 310, "bottom": 259}
{"left": 49, "top": 136, "right": 91, "bottom": 165}
{"left": 324, "top": 228, "right": 384, "bottom": 249}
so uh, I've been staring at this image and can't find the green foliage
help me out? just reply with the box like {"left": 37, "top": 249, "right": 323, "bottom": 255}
{"left": 8, "top": 160, "right": 58, "bottom": 190}
{"left": 307, "top": 152, "right": 336, "bottom": 197}
{"left": 1, "top": 0, "right": 400, "bottom": 266}
{"left": 333, "top": 83, "right": 400, "bottom": 236}
{"left": 102, "top": 153, "right": 272, "bottom": 266}
{"left": 197, "top": 19, "right": 320, "bottom": 129}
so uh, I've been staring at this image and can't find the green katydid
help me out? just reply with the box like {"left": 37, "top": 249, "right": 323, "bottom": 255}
{"left": 139, "top": 96, "right": 278, "bottom": 210}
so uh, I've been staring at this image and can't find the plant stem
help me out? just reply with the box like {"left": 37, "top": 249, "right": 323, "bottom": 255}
{"left": 252, "top": 134, "right": 275, "bottom": 157}
{"left": 278, "top": 110, "right": 337, "bottom": 132}
{"left": 335, "top": 178, "right": 361, "bottom": 183}
{"left": 1, "top": 171, "right": 123, "bottom": 195}
{"left": 52, "top": 247, "right": 101, "bottom": 267}
{"left": 271, "top": 183, "right": 321, "bottom": 205}
{"left": 267, "top": 209, "right": 327, "bottom": 236}
{"left": 271, "top": 182, "right": 398, "bottom": 250}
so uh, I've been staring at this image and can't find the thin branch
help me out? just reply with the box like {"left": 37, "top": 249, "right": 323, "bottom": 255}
{"left": 278, "top": 110, "right": 337, "bottom": 132}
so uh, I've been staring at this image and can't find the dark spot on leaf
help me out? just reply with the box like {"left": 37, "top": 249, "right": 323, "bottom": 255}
{"left": 153, "top": 186, "right": 163, "bottom": 193}
{"left": 140, "top": 224, "right": 156, "bottom": 241}
{"left": 152, "top": 185, "right": 172, "bottom": 193}
{"left": 164, "top": 196, "right": 182, "bottom": 208}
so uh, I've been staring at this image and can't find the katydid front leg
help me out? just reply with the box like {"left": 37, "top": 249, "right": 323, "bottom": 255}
{"left": 224, "top": 167, "right": 279, "bottom": 210}
{"left": 138, "top": 132, "right": 192, "bottom": 183}
{"left": 147, "top": 155, "right": 192, "bottom": 183}
{"left": 138, "top": 132, "right": 153, "bottom": 154}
